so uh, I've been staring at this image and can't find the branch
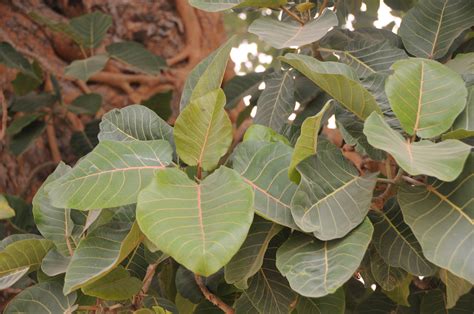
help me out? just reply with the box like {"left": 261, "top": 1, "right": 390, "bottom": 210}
{"left": 195, "top": 274, "right": 234, "bottom": 314}
{"left": 402, "top": 175, "right": 426, "bottom": 186}
{"left": 281, "top": 6, "right": 305, "bottom": 25}
{"left": 0, "top": 90, "right": 7, "bottom": 141}
{"left": 45, "top": 116, "right": 62, "bottom": 163}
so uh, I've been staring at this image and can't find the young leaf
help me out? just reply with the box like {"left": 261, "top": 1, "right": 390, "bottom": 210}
{"left": 369, "top": 198, "right": 435, "bottom": 276}
{"left": 254, "top": 71, "right": 295, "bottom": 132}
{"left": 386, "top": 58, "right": 467, "bottom": 138}
{"left": 136, "top": 167, "right": 254, "bottom": 276}
{"left": 4, "top": 282, "right": 77, "bottom": 314}
{"left": 64, "top": 54, "right": 109, "bottom": 81}
{"left": 232, "top": 141, "right": 299, "bottom": 229}
{"left": 179, "top": 36, "right": 235, "bottom": 111}
{"left": 0, "top": 195, "right": 15, "bottom": 220}
{"left": 364, "top": 112, "right": 470, "bottom": 182}
{"left": 68, "top": 93, "right": 102, "bottom": 115}
{"left": 248, "top": 9, "right": 338, "bottom": 49}
{"left": 288, "top": 100, "right": 333, "bottom": 183}
{"left": 99, "top": 105, "right": 173, "bottom": 143}
{"left": 174, "top": 89, "right": 232, "bottom": 171}
{"left": 69, "top": 11, "right": 112, "bottom": 48}
{"left": 291, "top": 140, "right": 377, "bottom": 240}
{"left": 439, "top": 269, "right": 473, "bottom": 309}
{"left": 106, "top": 41, "right": 166, "bottom": 75}
{"left": 63, "top": 221, "right": 141, "bottom": 293}
{"left": 276, "top": 218, "right": 373, "bottom": 298}
{"left": 399, "top": 0, "right": 474, "bottom": 59}
{"left": 398, "top": 154, "right": 474, "bottom": 284}
{"left": 296, "top": 288, "right": 345, "bottom": 314}
{"left": 46, "top": 140, "right": 173, "bottom": 209}
{"left": 242, "top": 124, "right": 290, "bottom": 145}
{"left": 280, "top": 53, "right": 382, "bottom": 120}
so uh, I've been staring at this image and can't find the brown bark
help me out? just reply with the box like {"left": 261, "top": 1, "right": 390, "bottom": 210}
{"left": 0, "top": 0, "right": 230, "bottom": 199}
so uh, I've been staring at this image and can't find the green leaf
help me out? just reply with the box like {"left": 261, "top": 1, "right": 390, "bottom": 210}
{"left": 288, "top": 100, "right": 333, "bottom": 183}
{"left": 12, "top": 61, "right": 43, "bottom": 95}
{"left": 224, "top": 216, "right": 282, "bottom": 288}
{"left": 0, "top": 239, "right": 53, "bottom": 288}
{"left": 234, "top": 233, "right": 296, "bottom": 314}
{"left": 382, "top": 274, "right": 411, "bottom": 306}
{"left": 369, "top": 198, "right": 436, "bottom": 276}
{"left": 398, "top": 154, "right": 474, "bottom": 284}
{"left": 420, "top": 289, "right": 474, "bottom": 313}
{"left": 11, "top": 92, "right": 57, "bottom": 112}
{"left": 223, "top": 71, "right": 266, "bottom": 109}
{"left": 296, "top": 288, "right": 345, "bottom": 314}
{"left": 442, "top": 85, "right": 474, "bottom": 140}
{"left": 107, "top": 41, "right": 166, "bottom": 75}
{"left": 81, "top": 266, "right": 142, "bottom": 300}
{"left": 369, "top": 248, "right": 407, "bottom": 291}
{"left": 254, "top": 71, "right": 295, "bottom": 132}
{"left": 439, "top": 269, "right": 472, "bottom": 309}
{"left": 242, "top": 124, "right": 290, "bottom": 145}
{"left": 0, "top": 195, "right": 15, "bottom": 219}
{"left": 69, "top": 11, "right": 112, "bottom": 48}
{"left": 136, "top": 167, "right": 254, "bottom": 276}
{"left": 276, "top": 218, "right": 373, "bottom": 298}
{"left": 46, "top": 140, "right": 173, "bottom": 209}
{"left": 70, "top": 120, "right": 100, "bottom": 156}
{"left": 232, "top": 141, "right": 298, "bottom": 229}
{"left": 291, "top": 140, "right": 377, "bottom": 240}
{"left": 41, "top": 248, "right": 71, "bottom": 277}
{"left": 6, "top": 114, "right": 42, "bottom": 136}
{"left": 398, "top": 0, "right": 474, "bottom": 59}
{"left": 64, "top": 54, "right": 109, "bottom": 81}
{"left": 386, "top": 58, "right": 467, "bottom": 138}
{"left": 280, "top": 53, "right": 382, "bottom": 120}
{"left": 248, "top": 9, "right": 338, "bottom": 49}
{"left": 33, "top": 162, "right": 76, "bottom": 256}
{"left": 446, "top": 52, "right": 474, "bottom": 76}
{"left": 174, "top": 89, "right": 232, "bottom": 171}
{"left": 4, "top": 282, "right": 77, "bottom": 314}
{"left": 353, "top": 290, "right": 397, "bottom": 313}
{"left": 68, "top": 93, "right": 102, "bottom": 114}
{"left": 0, "top": 42, "right": 38, "bottom": 79}
{"left": 179, "top": 36, "right": 235, "bottom": 111}
{"left": 363, "top": 112, "right": 470, "bottom": 181}
{"left": 99, "top": 104, "right": 173, "bottom": 143}
{"left": 63, "top": 221, "right": 141, "bottom": 293}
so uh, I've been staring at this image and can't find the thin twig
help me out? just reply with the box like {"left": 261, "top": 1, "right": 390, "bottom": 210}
{"left": 402, "top": 175, "right": 426, "bottom": 186}
{"left": 281, "top": 6, "right": 305, "bottom": 25}
{"left": 45, "top": 116, "right": 62, "bottom": 163}
{"left": 0, "top": 90, "right": 7, "bottom": 141}
{"left": 141, "top": 263, "right": 158, "bottom": 295}
{"left": 318, "top": 0, "right": 329, "bottom": 15}
{"left": 195, "top": 274, "right": 235, "bottom": 314}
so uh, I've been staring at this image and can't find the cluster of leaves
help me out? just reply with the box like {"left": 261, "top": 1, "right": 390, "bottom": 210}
{"left": 1, "top": 0, "right": 473, "bottom": 313}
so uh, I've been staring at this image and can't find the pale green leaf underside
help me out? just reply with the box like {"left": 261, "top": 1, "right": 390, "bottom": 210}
{"left": 292, "top": 140, "right": 377, "bottom": 240}
{"left": 98, "top": 105, "right": 173, "bottom": 143}
{"left": 386, "top": 58, "right": 467, "bottom": 138}
{"left": 439, "top": 269, "right": 472, "bottom": 309}
{"left": 248, "top": 9, "right": 338, "bottom": 49}
{"left": 443, "top": 85, "right": 474, "bottom": 140}
{"left": 276, "top": 218, "right": 373, "bottom": 298}
{"left": 64, "top": 221, "right": 141, "bottom": 293}
{"left": 5, "top": 282, "right": 77, "bottom": 314}
{"left": 64, "top": 54, "right": 109, "bottom": 81}
{"left": 398, "top": 154, "right": 474, "bottom": 284}
{"left": 369, "top": 199, "right": 435, "bottom": 276}
{"left": 399, "top": 0, "right": 474, "bottom": 59}
{"left": 137, "top": 167, "right": 254, "bottom": 276}
{"left": 296, "top": 288, "right": 345, "bottom": 314}
{"left": 174, "top": 89, "right": 232, "bottom": 171}
{"left": 41, "top": 248, "right": 70, "bottom": 277}
{"left": 232, "top": 141, "right": 299, "bottom": 229}
{"left": 281, "top": 53, "right": 381, "bottom": 120}
{"left": 364, "top": 113, "right": 470, "bottom": 182}
{"left": 46, "top": 140, "right": 173, "bottom": 210}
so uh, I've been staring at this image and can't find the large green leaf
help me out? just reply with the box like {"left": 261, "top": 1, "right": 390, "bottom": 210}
{"left": 398, "top": 154, "right": 474, "bottom": 284}
{"left": 4, "top": 282, "right": 77, "bottom": 314}
{"left": 232, "top": 141, "right": 298, "bottom": 229}
{"left": 63, "top": 221, "right": 141, "bottom": 293}
{"left": 364, "top": 112, "right": 470, "bottom": 181}
{"left": 106, "top": 41, "right": 166, "bottom": 75}
{"left": 296, "top": 288, "right": 345, "bottom": 314}
{"left": 224, "top": 216, "right": 282, "bottom": 288}
{"left": 398, "top": 0, "right": 474, "bottom": 59}
{"left": 439, "top": 269, "right": 472, "bottom": 309}
{"left": 98, "top": 105, "right": 173, "bottom": 143}
{"left": 136, "top": 167, "right": 254, "bottom": 276}
{"left": 0, "top": 239, "right": 53, "bottom": 289}
{"left": 41, "top": 248, "right": 71, "bottom": 277}
{"left": 386, "top": 58, "right": 467, "bottom": 138}
{"left": 179, "top": 36, "right": 234, "bottom": 111}
{"left": 81, "top": 266, "right": 142, "bottom": 300}
{"left": 254, "top": 71, "right": 295, "bottom": 133}
{"left": 248, "top": 9, "right": 338, "bottom": 49}
{"left": 234, "top": 234, "right": 296, "bottom": 314}
{"left": 69, "top": 11, "right": 112, "bottom": 48}
{"left": 64, "top": 54, "right": 109, "bottom": 81}
{"left": 288, "top": 100, "right": 332, "bottom": 183}
{"left": 280, "top": 53, "right": 381, "bottom": 120}
{"left": 174, "top": 89, "right": 232, "bottom": 171}
{"left": 0, "top": 195, "right": 15, "bottom": 220}
{"left": 442, "top": 85, "right": 474, "bottom": 140}
{"left": 369, "top": 248, "right": 407, "bottom": 291}
{"left": 291, "top": 140, "right": 377, "bottom": 240}
{"left": 276, "top": 218, "right": 373, "bottom": 297}
{"left": 33, "top": 162, "right": 75, "bottom": 256}
{"left": 46, "top": 140, "right": 173, "bottom": 209}
{"left": 369, "top": 198, "right": 436, "bottom": 276}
